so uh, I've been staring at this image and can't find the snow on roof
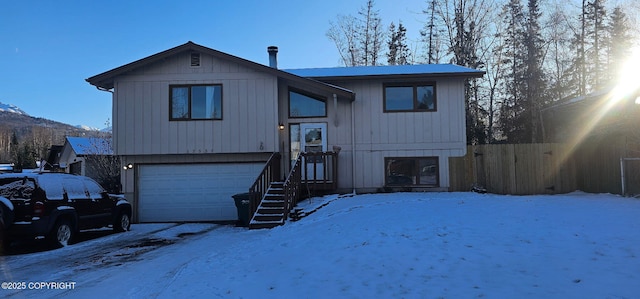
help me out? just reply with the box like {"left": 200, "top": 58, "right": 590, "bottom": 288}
{"left": 284, "top": 64, "right": 485, "bottom": 79}
{"left": 66, "top": 136, "right": 113, "bottom": 155}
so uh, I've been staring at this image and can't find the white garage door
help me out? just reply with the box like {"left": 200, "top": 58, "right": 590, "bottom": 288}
{"left": 138, "top": 163, "right": 264, "bottom": 222}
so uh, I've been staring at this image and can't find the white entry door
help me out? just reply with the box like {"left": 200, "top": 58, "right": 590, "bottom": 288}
{"left": 300, "top": 123, "right": 327, "bottom": 180}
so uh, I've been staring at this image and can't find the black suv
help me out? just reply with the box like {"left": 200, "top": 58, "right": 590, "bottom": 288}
{"left": 0, "top": 172, "right": 132, "bottom": 250}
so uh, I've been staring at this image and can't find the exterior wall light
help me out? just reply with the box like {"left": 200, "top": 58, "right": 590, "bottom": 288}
{"left": 278, "top": 123, "right": 285, "bottom": 130}
{"left": 123, "top": 163, "right": 133, "bottom": 170}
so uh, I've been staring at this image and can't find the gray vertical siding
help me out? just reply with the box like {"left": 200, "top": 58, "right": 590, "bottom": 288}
{"left": 291, "top": 77, "right": 467, "bottom": 191}
{"left": 112, "top": 52, "right": 279, "bottom": 156}
{"left": 112, "top": 48, "right": 469, "bottom": 193}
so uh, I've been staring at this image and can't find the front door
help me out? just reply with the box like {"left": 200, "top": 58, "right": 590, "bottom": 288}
{"left": 299, "top": 123, "right": 327, "bottom": 180}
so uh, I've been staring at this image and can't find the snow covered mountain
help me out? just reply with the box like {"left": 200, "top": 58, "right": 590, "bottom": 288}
{"left": 0, "top": 102, "right": 92, "bottom": 140}
{"left": 0, "top": 102, "right": 28, "bottom": 115}
{"left": 0, "top": 101, "right": 108, "bottom": 133}
{"left": 75, "top": 124, "right": 101, "bottom": 131}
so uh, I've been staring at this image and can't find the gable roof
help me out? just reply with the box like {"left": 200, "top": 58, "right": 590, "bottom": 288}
{"left": 86, "top": 41, "right": 355, "bottom": 100}
{"left": 66, "top": 137, "right": 113, "bottom": 155}
{"left": 285, "top": 64, "right": 485, "bottom": 80}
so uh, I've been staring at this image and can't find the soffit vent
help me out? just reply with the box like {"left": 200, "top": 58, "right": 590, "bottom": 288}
{"left": 190, "top": 52, "right": 201, "bottom": 67}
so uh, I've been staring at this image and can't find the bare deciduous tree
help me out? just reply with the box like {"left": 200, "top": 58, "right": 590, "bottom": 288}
{"left": 327, "top": 0, "right": 385, "bottom": 66}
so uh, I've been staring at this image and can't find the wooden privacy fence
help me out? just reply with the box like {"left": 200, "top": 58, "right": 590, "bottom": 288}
{"left": 572, "top": 139, "right": 640, "bottom": 195}
{"left": 449, "top": 143, "right": 577, "bottom": 195}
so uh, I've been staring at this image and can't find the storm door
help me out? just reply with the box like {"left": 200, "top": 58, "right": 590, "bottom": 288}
{"left": 299, "top": 123, "right": 327, "bottom": 180}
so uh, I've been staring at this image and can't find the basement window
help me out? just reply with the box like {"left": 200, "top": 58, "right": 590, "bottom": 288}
{"left": 385, "top": 157, "right": 439, "bottom": 187}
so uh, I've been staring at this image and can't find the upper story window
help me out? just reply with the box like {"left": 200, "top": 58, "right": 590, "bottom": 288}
{"left": 289, "top": 89, "right": 327, "bottom": 118}
{"left": 170, "top": 84, "right": 222, "bottom": 120}
{"left": 383, "top": 83, "right": 436, "bottom": 112}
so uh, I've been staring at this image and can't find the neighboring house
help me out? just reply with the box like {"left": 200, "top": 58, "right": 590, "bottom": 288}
{"left": 57, "top": 136, "right": 120, "bottom": 193}
{"left": 59, "top": 136, "right": 113, "bottom": 175}
{"left": 86, "top": 41, "right": 484, "bottom": 223}
{"left": 541, "top": 86, "right": 640, "bottom": 194}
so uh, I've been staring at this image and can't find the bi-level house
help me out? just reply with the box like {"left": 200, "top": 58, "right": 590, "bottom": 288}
{"left": 87, "top": 42, "right": 484, "bottom": 227}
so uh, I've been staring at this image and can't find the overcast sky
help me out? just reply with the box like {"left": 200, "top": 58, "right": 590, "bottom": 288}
{"left": 0, "top": 0, "right": 425, "bottom": 129}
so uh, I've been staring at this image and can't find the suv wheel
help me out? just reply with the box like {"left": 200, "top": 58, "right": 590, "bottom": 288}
{"left": 49, "top": 220, "right": 73, "bottom": 247}
{"left": 113, "top": 212, "right": 131, "bottom": 232}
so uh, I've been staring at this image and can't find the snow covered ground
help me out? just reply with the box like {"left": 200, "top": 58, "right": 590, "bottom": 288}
{"left": 1, "top": 191, "right": 639, "bottom": 298}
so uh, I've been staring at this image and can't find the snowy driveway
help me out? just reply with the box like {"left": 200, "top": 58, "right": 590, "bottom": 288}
{"left": 0, "top": 223, "right": 225, "bottom": 298}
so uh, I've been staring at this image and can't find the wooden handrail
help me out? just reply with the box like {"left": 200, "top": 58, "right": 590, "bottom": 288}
{"left": 249, "top": 151, "right": 339, "bottom": 225}
{"left": 301, "top": 151, "right": 338, "bottom": 191}
{"left": 282, "top": 154, "right": 303, "bottom": 221}
{"left": 281, "top": 151, "right": 338, "bottom": 220}
{"left": 248, "top": 152, "right": 281, "bottom": 218}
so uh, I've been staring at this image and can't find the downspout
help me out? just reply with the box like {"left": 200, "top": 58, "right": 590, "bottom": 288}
{"left": 333, "top": 94, "right": 339, "bottom": 127}
{"left": 351, "top": 96, "right": 357, "bottom": 195}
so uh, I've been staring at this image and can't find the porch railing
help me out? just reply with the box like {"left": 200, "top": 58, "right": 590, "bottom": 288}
{"left": 282, "top": 154, "right": 303, "bottom": 221}
{"left": 248, "top": 152, "right": 281, "bottom": 218}
{"left": 301, "top": 151, "right": 338, "bottom": 191}
{"left": 248, "top": 151, "right": 339, "bottom": 225}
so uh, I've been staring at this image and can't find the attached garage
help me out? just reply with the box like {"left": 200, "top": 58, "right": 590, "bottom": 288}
{"left": 137, "top": 163, "right": 264, "bottom": 222}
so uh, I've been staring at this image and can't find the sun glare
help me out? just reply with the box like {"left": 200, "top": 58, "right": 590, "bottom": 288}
{"left": 612, "top": 46, "right": 640, "bottom": 103}
{"left": 558, "top": 46, "right": 640, "bottom": 168}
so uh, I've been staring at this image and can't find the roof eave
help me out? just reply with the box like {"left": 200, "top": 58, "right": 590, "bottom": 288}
{"left": 301, "top": 72, "right": 486, "bottom": 81}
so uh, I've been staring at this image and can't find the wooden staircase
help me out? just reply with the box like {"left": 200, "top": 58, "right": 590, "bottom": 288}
{"left": 249, "top": 182, "right": 286, "bottom": 229}
{"left": 247, "top": 151, "right": 338, "bottom": 229}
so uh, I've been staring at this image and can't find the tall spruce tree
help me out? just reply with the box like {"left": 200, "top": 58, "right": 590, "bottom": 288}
{"left": 566, "top": 0, "right": 588, "bottom": 98}
{"left": 423, "top": 0, "right": 438, "bottom": 64}
{"left": 606, "top": 6, "right": 632, "bottom": 85}
{"left": 523, "top": 0, "right": 546, "bottom": 142}
{"left": 387, "top": 21, "right": 411, "bottom": 65}
{"left": 585, "top": 0, "right": 607, "bottom": 90}
{"left": 497, "top": 0, "right": 527, "bottom": 143}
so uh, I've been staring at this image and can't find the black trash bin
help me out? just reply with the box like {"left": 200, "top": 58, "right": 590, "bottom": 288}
{"left": 232, "top": 193, "right": 253, "bottom": 227}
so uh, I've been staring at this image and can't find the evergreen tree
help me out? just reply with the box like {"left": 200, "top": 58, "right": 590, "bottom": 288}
{"left": 387, "top": 21, "right": 411, "bottom": 65}
{"left": 358, "top": 0, "right": 384, "bottom": 65}
{"left": 421, "top": 0, "right": 440, "bottom": 64}
{"left": 585, "top": 0, "right": 607, "bottom": 90}
{"left": 606, "top": 6, "right": 632, "bottom": 85}
{"left": 387, "top": 22, "right": 398, "bottom": 65}
{"left": 565, "top": 0, "right": 588, "bottom": 98}
{"left": 497, "top": 0, "right": 528, "bottom": 143}
{"left": 523, "top": 0, "right": 547, "bottom": 142}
